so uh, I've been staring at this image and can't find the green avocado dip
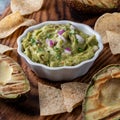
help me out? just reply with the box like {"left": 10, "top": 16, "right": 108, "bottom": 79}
{"left": 22, "top": 23, "right": 99, "bottom": 67}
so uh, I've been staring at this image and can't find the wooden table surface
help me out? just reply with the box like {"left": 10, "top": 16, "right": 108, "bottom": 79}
{"left": 0, "top": 0, "right": 120, "bottom": 120}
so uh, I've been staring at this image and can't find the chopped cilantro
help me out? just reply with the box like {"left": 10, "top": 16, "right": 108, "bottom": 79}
{"left": 46, "top": 33, "right": 52, "bottom": 38}
{"left": 70, "top": 30, "right": 75, "bottom": 34}
{"left": 30, "top": 38, "right": 36, "bottom": 44}
{"left": 78, "top": 48, "right": 84, "bottom": 52}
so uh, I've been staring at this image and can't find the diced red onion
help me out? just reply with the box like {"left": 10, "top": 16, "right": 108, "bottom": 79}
{"left": 46, "top": 39, "right": 55, "bottom": 47}
{"left": 58, "top": 29, "right": 65, "bottom": 35}
{"left": 64, "top": 48, "right": 71, "bottom": 54}
{"left": 65, "top": 47, "right": 71, "bottom": 51}
{"left": 76, "top": 34, "right": 84, "bottom": 44}
{"left": 70, "top": 25, "right": 75, "bottom": 30}
{"left": 46, "top": 38, "right": 48, "bottom": 43}
{"left": 58, "top": 34, "right": 67, "bottom": 42}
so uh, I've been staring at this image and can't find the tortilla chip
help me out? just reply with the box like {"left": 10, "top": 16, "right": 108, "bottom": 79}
{"left": 61, "top": 82, "right": 88, "bottom": 112}
{"left": 94, "top": 13, "right": 120, "bottom": 44}
{"left": 38, "top": 82, "right": 66, "bottom": 116}
{"left": 0, "top": 12, "right": 36, "bottom": 39}
{"left": 106, "top": 31, "right": 120, "bottom": 55}
{"left": 11, "top": 0, "right": 44, "bottom": 15}
{"left": 0, "top": 44, "right": 16, "bottom": 54}
{"left": 102, "top": 35, "right": 108, "bottom": 44}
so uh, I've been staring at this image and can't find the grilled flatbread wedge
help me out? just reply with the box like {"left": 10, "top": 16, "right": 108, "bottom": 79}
{"left": 65, "top": 0, "right": 120, "bottom": 14}
{"left": 83, "top": 64, "right": 120, "bottom": 120}
{"left": 0, "top": 54, "right": 30, "bottom": 99}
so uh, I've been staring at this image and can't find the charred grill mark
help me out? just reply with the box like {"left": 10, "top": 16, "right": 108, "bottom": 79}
{"left": 12, "top": 66, "right": 22, "bottom": 73}
{"left": 102, "top": 110, "right": 120, "bottom": 120}
{"left": 1, "top": 82, "right": 26, "bottom": 95}
{"left": 87, "top": 0, "right": 93, "bottom": 5}
{"left": 12, "top": 70, "right": 21, "bottom": 74}
{"left": 86, "top": 105, "right": 105, "bottom": 114}
{"left": 95, "top": 76, "right": 111, "bottom": 85}
{"left": 85, "top": 110, "right": 120, "bottom": 120}
{"left": 95, "top": 72, "right": 120, "bottom": 86}
{"left": 112, "top": 72, "right": 120, "bottom": 78}
{"left": 9, "top": 63, "right": 16, "bottom": 66}
{"left": 99, "top": 1, "right": 108, "bottom": 8}
{"left": 5, "top": 81, "right": 24, "bottom": 85}
{"left": 12, "top": 75, "right": 25, "bottom": 81}
{"left": 2, "top": 82, "right": 25, "bottom": 89}
{"left": 100, "top": 0, "right": 116, "bottom": 8}
{"left": 12, "top": 73, "right": 24, "bottom": 78}
{"left": 3, "top": 89, "right": 25, "bottom": 95}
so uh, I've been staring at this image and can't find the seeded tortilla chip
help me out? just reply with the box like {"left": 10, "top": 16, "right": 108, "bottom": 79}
{"left": 106, "top": 31, "right": 120, "bottom": 55}
{"left": 94, "top": 13, "right": 120, "bottom": 44}
{"left": 61, "top": 82, "right": 88, "bottom": 112}
{"left": 38, "top": 82, "right": 66, "bottom": 116}
{"left": 11, "top": 0, "right": 44, "bottom": 15}
{"left": 0, "top": 12, "right": 36, "bottom": 39}
{"left": 0, "top": 44, "right": 16, "bottom": 54}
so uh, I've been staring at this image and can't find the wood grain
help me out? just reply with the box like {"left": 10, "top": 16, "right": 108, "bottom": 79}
{"left": 0, "top": 0, "right": 120, "bottom": 120}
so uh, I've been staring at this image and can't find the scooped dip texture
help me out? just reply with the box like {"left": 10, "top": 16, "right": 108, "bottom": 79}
{"left": 22, "top": 23, "right": 98, "bottom": 67}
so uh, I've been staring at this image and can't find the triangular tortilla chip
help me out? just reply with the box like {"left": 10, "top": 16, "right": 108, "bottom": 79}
{"left": 0, "top": 12, "right": 36, "bottom": 39}
{"left": 94, "top": 13, "right": 120, "bottom": 44}
{"left": 106, "top": 31, "right": 120, "bottom": 55}
{"left": 11, "top": 0, "right": 44, "bottom": 15}
{"left": 0, "top": 44, "right": 16, "bottom": 54}
{"left": 38, "top": 82, "right": 66, "bottom": 116}
{"left": 61, "top": 82, "right": 88, "bottom": 112}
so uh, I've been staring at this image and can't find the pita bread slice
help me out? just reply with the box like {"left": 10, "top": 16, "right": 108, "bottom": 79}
{"left": 0, "top": 12, "right": 36, "bottom": 39}
{"left": 61, "top": 82, "right": 88, "bottom": 112}
{"left": 38, "top": 82, "right": 66, "bottom": 116}
{"left": 11, "top": 0, "right": 44, "bottom": 15}
{"left": 94, "top": 13, "right": 120, "bottom": 44}
{"left": 106, "top": 31, "right": 120, "bottom": 55}
{"left": 0, "top": 44, "right": 16, "bottom": 54}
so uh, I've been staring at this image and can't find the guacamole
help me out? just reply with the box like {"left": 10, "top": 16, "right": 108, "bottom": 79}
{"left": 22, "top": 23, "right": 98, "bottom": 67}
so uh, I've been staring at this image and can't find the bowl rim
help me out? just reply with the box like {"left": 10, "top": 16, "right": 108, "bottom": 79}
{"left": 17, "top": 20, "right": 103, "bottom": 70}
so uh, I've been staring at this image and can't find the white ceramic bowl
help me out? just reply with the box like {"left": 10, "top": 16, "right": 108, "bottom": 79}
{"left": 17, "top": 20, "right": 103, "bottom": 81}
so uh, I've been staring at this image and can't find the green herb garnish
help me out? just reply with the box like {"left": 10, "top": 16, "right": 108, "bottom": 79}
{"left": 70, "top": 30, "right": 75, "bottom": 34}
{"left": 78, "top": 48, "right": 84, "bottom": 52}
{"left": 30, "top": 38, "right": 36, "bottom": 44}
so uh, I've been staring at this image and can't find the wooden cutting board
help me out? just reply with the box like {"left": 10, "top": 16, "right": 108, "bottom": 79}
{"left": 0, "top": 0, "right": 120, "bottom": 120}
